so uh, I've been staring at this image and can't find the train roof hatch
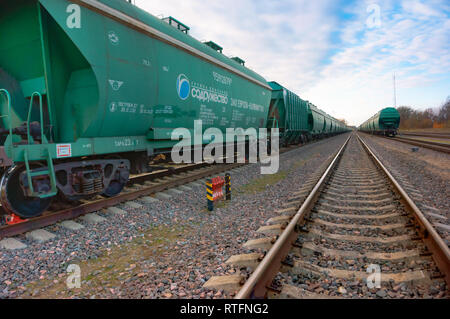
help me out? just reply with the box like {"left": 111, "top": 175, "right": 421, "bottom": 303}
{"left": 231, "top": 57, "right": 245, "bottom": 66}
{"left": 203, "top": 41, "right": 223, "bottom": 53}
{"left": 162, "top": 16, "right": 190, "bottom": 34}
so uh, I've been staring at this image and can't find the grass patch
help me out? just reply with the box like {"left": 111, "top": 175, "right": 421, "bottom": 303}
{"left": 238, "top": 170, "right": 288, "bottom": 195}
{"left": 289, "top": 153, "right": 320, "bottom": 171}
{"left": 199, "top": 198, "right": 232, "bottom": 213}
{"left": 233, "top": 153, "right": 321, "bottom": 195}
{"left": 22, "top": 223, "right": 192, "bottom": 299}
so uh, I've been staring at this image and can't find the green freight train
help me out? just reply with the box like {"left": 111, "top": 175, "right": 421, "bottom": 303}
{"left": 267, "top": 82, "right": 309, "bottom": 146}
{"left": 0, "top": 0, "right": 348, "bottom": 218}
{"left": 0, "top": 0, "right": 271, "bottom": 217}
{"left": 268, "top": 82, "right": 348, "bottom": 146}
{"left": 359, "top": 107, "right": 400, "bottom": 136}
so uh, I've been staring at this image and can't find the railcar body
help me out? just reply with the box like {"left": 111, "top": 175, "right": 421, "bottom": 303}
{"left": 0, "top": 0, "right": 349, "bottom": 219}
{"left": 308, "top": 103, "right": 325, "bottom": 136}
{"left": 267, "top": 82, "right": 310, "bottom": 146}
{"left": 308, "top": 103, "right": 338, "bottom": 137}
{"left": 359, "top": 107, "right": 400, "bottom": 136}
{"left": 268, "top": 84, "right": 348, "bottom": 144}
{"left": 0, "top": 0, "right": 271, "bottom": 217}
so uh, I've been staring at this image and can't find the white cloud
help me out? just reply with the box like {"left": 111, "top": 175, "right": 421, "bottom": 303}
{"left": 134, "top": 0, "right": 450, "bottom": 126}
{"left": 302, "top": 0, "right": 450, "bottom": 125}
{"left": 135, "top": 0, "right": 338, "bottom": 92}
{"left": 402, "top": 0, "right": 446, "bottom": 18}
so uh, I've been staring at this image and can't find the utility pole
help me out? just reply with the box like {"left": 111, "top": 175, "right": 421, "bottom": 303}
{"left": 393, "top": 73, "right": 397, "bottom": 108}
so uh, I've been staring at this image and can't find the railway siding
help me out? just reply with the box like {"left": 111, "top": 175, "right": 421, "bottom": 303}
{"left": 0, "top": 134, "right": 349, "bottom": 299}
{"left": 205, "top": 134, "right": 449, "bottom": 299}
{"left": 362, "top": 134, "right": 449, "bottom": 245}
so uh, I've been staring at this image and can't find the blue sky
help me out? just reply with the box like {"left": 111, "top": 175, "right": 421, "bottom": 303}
{"left": 135, "top": 0, "right": 450, "bottom": 126}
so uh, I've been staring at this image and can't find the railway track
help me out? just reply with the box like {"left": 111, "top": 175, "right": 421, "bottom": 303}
{"left": 0, "top": 161, "right": 242, "bottom": 239}
{"left": 392, "top": 135, "right": 450, "bottom": 154}
{"left": 0, "top": 143, "right": 304, "bottom": 240}
{"left": 358, "top": 131, "right": 450, "bottom": 154}
{"left": 400, "top": 132, "right": 450, "bottom": 139}
{"left": 205, "top": 134, "right": 449, "bottom": 299}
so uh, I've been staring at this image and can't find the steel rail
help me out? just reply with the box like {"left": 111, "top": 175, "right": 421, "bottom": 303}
{"left": 0, "top": 162, "right": 210, "bottom": 215}
{"left": 360, "top": 132, "right": 450, "bottom": 154}
{"left": 358, "top": 134, "right": 450, "bottom": 286}
{"left": 235, "top": 134, "right": 352, "bottom": 299}
{"left": 370, "top": 134, "right": 450, "bottom": 154}
{"left": 127, "top": 162, "right": 209, "bottom": 186}
{"left": 397, "top": 137, "right": 450, "bottom": 153}
{"left": 400, "top": 132, "right": 450, "bottom": 139}
{"left": 0, "top": 141, "right": 308, "bottom": 239}
{"left": 0, "top": 162, "right": 243, "bottom": 239}
{"left": 394, "top": 136, "right": 450, "bottom": 149}
{"left": 236, "top": 133, "right": 450, "bottom": 298}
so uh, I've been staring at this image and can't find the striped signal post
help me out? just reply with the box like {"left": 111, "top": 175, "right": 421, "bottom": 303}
{"left": 225, "top": 173, "right": 231, "bottom": 200}
{"left": 206, "top": 179, "right": 214, "bottom": 211}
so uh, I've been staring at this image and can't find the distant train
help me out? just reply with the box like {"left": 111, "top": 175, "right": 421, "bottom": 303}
{"left": 268, "top": 82, "right": 348, "bottom": 146}
{"left": 359, "top": 108, "right": 400, "bottom": 137}
{"left": 0, "top": 0, "right": 349, "bottom": 218}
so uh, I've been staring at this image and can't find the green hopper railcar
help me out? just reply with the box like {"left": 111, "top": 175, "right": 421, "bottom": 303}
{"left": 308, "top": 103, "right": 326, "bottom": 136}
{"left": 268, "top": 84, "right": 349, "bottom": 144}
{"left": 267, "top": 82, "right": 311, "bottom": 146}
{"left": 307, "top": 103, "right": 345, "bottom": 137}
{"left": 0, "top": 0, "right": 271, "bottom": 217}
{"left": 0, "top": 0, "right": 349, "bottom": 219}
{"left": 359, "top": 107, "right": 400, "bottom": 136}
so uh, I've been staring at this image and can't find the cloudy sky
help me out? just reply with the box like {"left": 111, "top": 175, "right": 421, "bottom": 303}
{"left": 134, "top": 0, "right": 450, "bottom": 126}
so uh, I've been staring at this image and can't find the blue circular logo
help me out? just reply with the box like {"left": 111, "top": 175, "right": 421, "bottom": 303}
{"left": 176, "top": 74, "right": 190, "bottom": 100}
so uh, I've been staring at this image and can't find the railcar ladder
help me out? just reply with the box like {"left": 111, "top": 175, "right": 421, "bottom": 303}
{"left": 23, "top": 92, "right": 57, "bottom": 198}
{"left": 0, "top": 89, "right": 57, "bottom": 198}
{"left": 0, "top": 88, "right": 14, "bottom": 157}
{"left": 23, "top": 148, "right": 57, "bottom": 198}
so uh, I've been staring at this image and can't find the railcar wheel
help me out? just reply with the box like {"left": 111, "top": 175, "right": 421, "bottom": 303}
{"left": 101, "top": 155, "right": 127, "bottom": 198}
{"left": 0, "top": 165, "right": 53, "bottom": 218}
{"left": 102, "top": 180, "right": 126, "bottom": 197}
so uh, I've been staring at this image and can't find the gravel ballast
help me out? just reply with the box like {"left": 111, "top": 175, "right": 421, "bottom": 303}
{"left": 275, "top": 136, "right": 447, "bottom": 299}
{"left": 361, "top": 134, "right": 450, "bottom": 245}
{"left": 0, "top": 133, "right": 350, "bottom": 299}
